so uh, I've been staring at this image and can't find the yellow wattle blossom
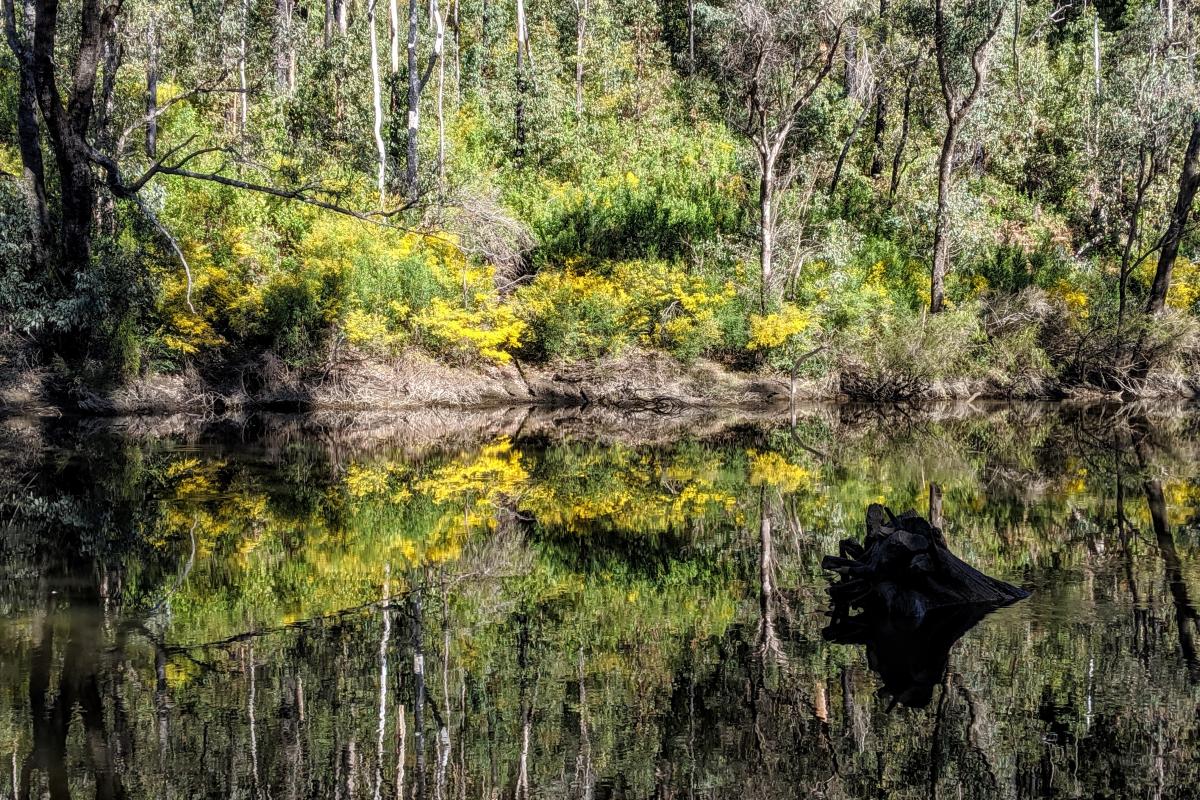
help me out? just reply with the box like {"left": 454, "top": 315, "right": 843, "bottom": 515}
{"left": 342, "top": 462, "right": 411, "bottom": 503}
{"left": 1167, "top": 258, "right": 1200, "bottom": 312}
{"left": 343, "top": 308, "right": 407, "bottom": 355}
{"left": 748, "top": 306, "right": 813, "bottom": 350}
{"left": 414, "top": 298, "right": 526, "bottom": 364}
{"left": 417, "top": 439, "right": 529, "bottom": 532}
{"left": 1051, "top": 279, "right": 1089, "bottom": 319}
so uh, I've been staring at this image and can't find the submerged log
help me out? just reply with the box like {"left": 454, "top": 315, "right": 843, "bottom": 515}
{"left": 821, "top": 503, "right": 1030, "bottom": 708}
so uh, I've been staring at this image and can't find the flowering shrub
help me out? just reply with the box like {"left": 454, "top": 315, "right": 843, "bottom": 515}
{"left": 516, "top": 270, "right": 629, "bottom": 361}
{"left": 413, "top": 298, "right": 526, "bottom": 364}
{"left": 748, "top": 305, "right": 817, "bottom": 375}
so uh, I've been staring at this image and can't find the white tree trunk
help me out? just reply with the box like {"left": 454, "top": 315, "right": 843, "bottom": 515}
{"left": 574, "top": 0, "right": 587, "bottom": 118}
{"left": 369, "top": 0, "right": 388, "bottom": 203}
{"left": 389, "top": 0, "right": 400, "bottom": 73}
{"left": 432, "top": 0, "right": 446, "bottom": 183}
{"left": 759, "top": 153, "right": 775, "bottom": 313}
{"left": 239, "top": 0, "right": 249, "bottom": 135}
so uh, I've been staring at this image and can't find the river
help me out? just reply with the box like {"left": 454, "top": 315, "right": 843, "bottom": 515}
{"left": 1, "top": 403, "right": 1197, "bottom": 798}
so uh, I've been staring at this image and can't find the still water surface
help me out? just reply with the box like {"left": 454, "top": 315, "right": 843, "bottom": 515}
{"left": 2, "top": 404, "right": 1199, "bottom": 798}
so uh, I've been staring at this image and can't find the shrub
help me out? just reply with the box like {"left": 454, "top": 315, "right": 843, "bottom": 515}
{"left": 525, "top": 125, "right": 745, "bottom": 265}
{"left": 611, "top": 260, "right": 737, "bottom": 363}
{"left": 516, "top": 271, "right": 629, "bottom": 361}
{"left": 413, "top": 298, "right": 526, "bottom": 364}
{"left": 838, "top": 305, "right": 986, "bottom": 399}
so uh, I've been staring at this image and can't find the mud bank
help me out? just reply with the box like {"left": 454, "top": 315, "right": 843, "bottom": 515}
{"left": 3, "top": 343, "right": 1198, "bottom": 416}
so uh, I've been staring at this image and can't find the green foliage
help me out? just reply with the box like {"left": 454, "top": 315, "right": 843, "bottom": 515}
{"left": 2, "top": 0, "right": 1197, "bottom": 394}
{"left": 516, "top": 270, "right": 629, "bottom": 361}
{"left": 519, "top": 122, "right": 746, "bottom": 266}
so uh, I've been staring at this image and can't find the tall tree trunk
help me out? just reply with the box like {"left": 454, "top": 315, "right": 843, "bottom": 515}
{"left": 388, "top": 0, "right": 401, "bottom": 185}
{"left": 389, "top": 0, "right": 399, "bottom": 72}
{"left": 406, "top": 0, "right": 421, "bottom": 195}
{"left": 436, "top": 0, "right": 446, "bottom": 184}
{"left": 931, "top": 120, "right": 959, "bottom": 314}
{"left": 4, "top": 0, "right": 51, "bottom": 270}
{"left": 31, "top": 0, "right": 114, "bottom": 278}
{"left": 888, "top": 65, "right": 916, "bottom": 199}
{"left": 238, "top": 0, "right": 249, "bottom": 136}
{"left": 433, "top": 0, "right": 446, "bottom": 185}
{"left": 1011, "top": 0, "right": 1022, "bottom": 101}
{"left": 95, "top": 17, "right": 120, "bottom": 233}
{"left": 1091, "top": 13, "right": 1101, "bottom": 97}
{"left": 452, "top": 0, "right": 460, "bottom": 99}
{"left": 686, "top": 0, "right": 694, "bottom": 74}
{"left": 843, "top": 23, "right": 857, "bottom": 97}
{"left": 276, "top": 0, "right": 296, "bottom": 93}
{"left": 869, "top": 0, "right": 888, "bottom": 178}
{"left": 514, "top": 0, "right": 529, "bottom": 160}
{"left": 146, "top": 14, "right": 157, "bottom": 157}
{"left": 930, "top": 0, "right": 1001, "bottom": 313}
{"left": 574, "top": 0, "right": 586, "bottom": 119}
{"left": 369, "top": 0, "right": 387, "bottom": 203}
{"left": 759, "top": 152, "right": 775, "bottom": 314}
{"left": 1118, "top": 147, "right": 1151, "bottom": 331}
{"left": 830, "top": 99, "right": 871, "bottom": 198}
{"left": 1146, "top": 115, "right": 1200, "bottom": 315}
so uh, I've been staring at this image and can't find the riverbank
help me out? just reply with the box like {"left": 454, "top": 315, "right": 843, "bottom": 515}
{"left": 3, "top": 337, "right": 1199, "bottom": 416}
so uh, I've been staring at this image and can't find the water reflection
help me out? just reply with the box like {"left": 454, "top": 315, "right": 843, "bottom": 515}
{"left": 2, "top": 404, "right": 1200, "bottom": 797}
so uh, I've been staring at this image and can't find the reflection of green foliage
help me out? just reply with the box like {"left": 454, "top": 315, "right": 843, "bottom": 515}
{"left": 6, "top": 408, "right": 1200, "bottom": 796}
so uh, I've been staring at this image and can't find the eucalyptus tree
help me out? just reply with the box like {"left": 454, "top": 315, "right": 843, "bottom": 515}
{"left": 929, "top": 0, "right": 1004, "bottom": 313}
{"left": 719, "top": 0, "right": 847, "bottom": 313}
{"left": 1147, "top": 116, "right": 1200, "bottom": 315}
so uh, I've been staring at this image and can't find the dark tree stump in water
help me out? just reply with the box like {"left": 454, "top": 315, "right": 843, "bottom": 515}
{"left": 822, "top": 503, "right": 1028, "bottom": 618}
{"left": 821, "top": 503, "right": 1030, "bottom": 708}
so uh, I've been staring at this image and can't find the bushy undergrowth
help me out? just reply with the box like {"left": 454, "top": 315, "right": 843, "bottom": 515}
{"left": 4, "top": 75, "right": 1197, "bottom": 397}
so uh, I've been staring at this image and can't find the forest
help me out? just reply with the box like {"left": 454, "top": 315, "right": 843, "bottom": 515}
{"left": 1, "top": 0, "right": 1199, "bottom": 404}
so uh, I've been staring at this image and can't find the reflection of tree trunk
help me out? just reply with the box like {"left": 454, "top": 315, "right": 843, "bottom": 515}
{"left": 412, "top": 590, "right": 428, "bottom": 799}
{"left": 574, "top": 647, "right": 593, "bottom": 800}
{"left": 1133, "top": 424, "right": 1200, "bottom": 677}
{"left": 282, "top": 674, "right": 303, "bottom": 800}
{"left": 757, "top": 487, "right": 784, "bottom": 661}
{"left": 248, "top": 644, "right": 261, "bottom": 799}
{"left": 395, "top": 703, "right": 407, "bottom": 800}
{"left": 374, "top": 579, "right": 391, "bottom": 800}
{"left": 22, "top": 611, "right": 128, "bottom": 800}
{"left": 515, "top": 613, "right": 532, "bottom": 800}
{"left": 436, "top": 590, "right": 452, "bottom": 800}
{"left": 929, "top": 483, "right": 943, "bottom": 531}
{"left": 927, "top": 675, "right": 950, "bottom": 799}
{"left": 1144, "top": 472, "right": 1200, "bottom": 677}
{"left": 1115, "top": 440, "right": 1149, "bottom": 657}
{"left": 154, "top": 642, "right": 170, "bottom": 776}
